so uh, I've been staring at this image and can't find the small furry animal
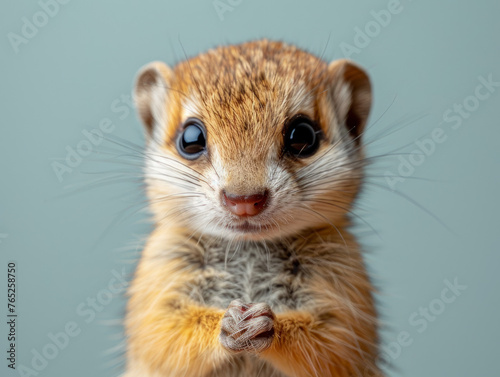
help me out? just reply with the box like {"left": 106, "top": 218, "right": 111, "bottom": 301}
{"left": 124, "top": 39, "right": 382, "bottom": 377}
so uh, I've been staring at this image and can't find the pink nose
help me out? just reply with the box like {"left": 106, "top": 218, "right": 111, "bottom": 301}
{"left": 222, "top": 191, "right": 269, "bottom": 217}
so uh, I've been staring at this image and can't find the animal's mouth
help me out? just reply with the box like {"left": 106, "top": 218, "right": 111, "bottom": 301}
{"left": 227, "top": 221, "right": 274, "bottom": 233}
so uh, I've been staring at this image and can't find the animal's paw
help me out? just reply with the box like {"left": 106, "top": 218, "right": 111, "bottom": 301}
{"left": 219, "top": 299, "right": 275, "bottom": 353}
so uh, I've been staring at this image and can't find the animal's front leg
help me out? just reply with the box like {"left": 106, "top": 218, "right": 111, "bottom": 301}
{"left": 260, "top": 311, "right": 383, "bottom": 377}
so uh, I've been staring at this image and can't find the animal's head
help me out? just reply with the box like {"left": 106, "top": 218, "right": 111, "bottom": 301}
{"left": 134, "top": 40, "right": 371, "bottom": 241}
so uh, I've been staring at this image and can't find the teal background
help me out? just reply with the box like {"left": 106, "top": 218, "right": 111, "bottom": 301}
{"left": 1, "top": 0, "right": 499, "bottom": 376}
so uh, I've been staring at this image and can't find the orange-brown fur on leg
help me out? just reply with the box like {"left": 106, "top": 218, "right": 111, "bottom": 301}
{"left": 258, "top": 229, "right": 381, "bottom": 377}
{"left": 124, "top": 229, "right": 229, "bottom": 377}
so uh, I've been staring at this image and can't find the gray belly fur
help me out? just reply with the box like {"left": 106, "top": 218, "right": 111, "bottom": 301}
{"left": 181, "top": 239, "right": 311, "bottom": 377}
{"left": 184, "top": 239, "right": 311, "bottom": 311}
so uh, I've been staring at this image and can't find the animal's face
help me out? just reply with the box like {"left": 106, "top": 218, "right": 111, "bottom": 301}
{"left": 134, "top": 40, "right": 372, "bottom": 241}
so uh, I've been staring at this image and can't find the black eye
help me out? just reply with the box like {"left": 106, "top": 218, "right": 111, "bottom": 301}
{"left": 177, "top": 119, "right": 206, "bottom": 159}
{"left": 284, "top": 116, "right": 321, "bottom": 158}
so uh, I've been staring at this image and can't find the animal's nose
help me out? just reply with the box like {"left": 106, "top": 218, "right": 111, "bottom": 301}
{"left": 222, "top": 190, "right": 269, "bottom": 217}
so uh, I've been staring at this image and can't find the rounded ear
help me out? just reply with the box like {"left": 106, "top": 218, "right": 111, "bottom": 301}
{"left": 327, "top": 59, "right": 372, "bottom": 141}
{"left": 133, "top": 61, "right": 173, "bottom": 136}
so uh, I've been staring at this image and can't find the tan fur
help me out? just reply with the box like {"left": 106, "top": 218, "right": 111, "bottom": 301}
{"left": 125, "top": 40, "right": 382, "bottom": 377}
